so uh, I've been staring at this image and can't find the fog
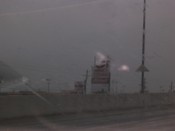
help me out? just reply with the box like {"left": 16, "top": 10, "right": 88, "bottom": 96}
{"left": 0, "top": 0, "right": 175, "bottom": 92}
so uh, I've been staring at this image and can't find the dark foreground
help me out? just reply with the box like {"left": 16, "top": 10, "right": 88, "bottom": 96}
{"left": 1, "top": 107, "right": 175, "bottom": 131}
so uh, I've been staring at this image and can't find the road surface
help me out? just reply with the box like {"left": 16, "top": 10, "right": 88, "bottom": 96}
{"left": 1, "top": 108, "right": 175, "bottom": 131}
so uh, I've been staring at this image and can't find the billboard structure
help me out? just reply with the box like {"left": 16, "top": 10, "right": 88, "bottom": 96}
{"left": 91, "top": 53, "right": 111, "bottom": 94}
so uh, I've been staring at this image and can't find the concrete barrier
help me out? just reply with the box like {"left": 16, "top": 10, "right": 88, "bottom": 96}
{"left": 0, "top": 93, "right": 174, "bottom": 119}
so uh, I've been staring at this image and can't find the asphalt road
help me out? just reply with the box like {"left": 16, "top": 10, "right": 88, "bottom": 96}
{"left": 1, "top": 108, "right": 175, "bottom": 131}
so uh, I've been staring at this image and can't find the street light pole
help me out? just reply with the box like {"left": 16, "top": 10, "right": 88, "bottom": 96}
{"left": 84, "top": 70, "right": 89, "bottom": 94}
{"left": 45, "top": 78, "right": 51, "bottom": 93}
{"left": 137, "top": 0, "right": 149, "bottom": 93}
{"left": 141, "top": 0, "right": 146, "bottom": 93}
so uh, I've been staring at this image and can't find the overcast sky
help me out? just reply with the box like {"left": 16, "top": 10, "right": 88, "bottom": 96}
{"left": 0, "top": 0, "right": 175, "bottom": 92}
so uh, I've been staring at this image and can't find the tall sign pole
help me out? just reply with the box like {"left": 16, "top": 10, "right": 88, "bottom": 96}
{"left": 141, "top": 0, "right": 146, "bottom": 93}
{"left": 137, "top": 0, "right": 149, "bottom": 93}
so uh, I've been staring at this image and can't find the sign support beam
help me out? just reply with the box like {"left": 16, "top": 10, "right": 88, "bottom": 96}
{"left": 140, "top": 0, "right": 147, "bottom": 93}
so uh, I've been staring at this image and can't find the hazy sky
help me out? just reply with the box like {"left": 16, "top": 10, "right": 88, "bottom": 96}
{"left": 0, "top": 0, "right": 175, "bottom": 92}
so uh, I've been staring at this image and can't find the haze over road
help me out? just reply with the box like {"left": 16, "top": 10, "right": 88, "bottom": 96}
{"left": 1, "top": 108, "right": 175, "bottom": 131}
{"left": 1, "top": 0, "right": 175, "bottom": 92}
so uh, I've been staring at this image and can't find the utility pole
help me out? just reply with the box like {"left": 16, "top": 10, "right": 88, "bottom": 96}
{"left": 0, "top": 80, "right": 4, "bottom": 94}
{"left": 170, "top": 81, "right": 173, "bottom": 92}
{"left": 45, "top": 78, "right": 51, "bottom": 93}
{"left": 137, "top": 0, "right": 149, "bottom": 93}
{"left": 141, "top": 0, "right": 146, "bottom": 94}
{"left": 83, "top": 70, "right": 89, "bottom": 94}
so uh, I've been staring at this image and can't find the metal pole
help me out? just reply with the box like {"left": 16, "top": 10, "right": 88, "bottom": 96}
{"left": 46, "top": 78, "right": 51, "bottom": 93}
{"left": 140, "top": 0, "right": 146, "bottom": 93}
{"left": 108, "top": 72, "right": 111, "bottom": 94}
{"left": 48, "top": 81, "right": 50, "bottom": 93}
{"left": 84, "top": 70, "right": 89, "bottom": 95}
{"left": 170, "top": 81, "right": 173, "bottom": 92}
